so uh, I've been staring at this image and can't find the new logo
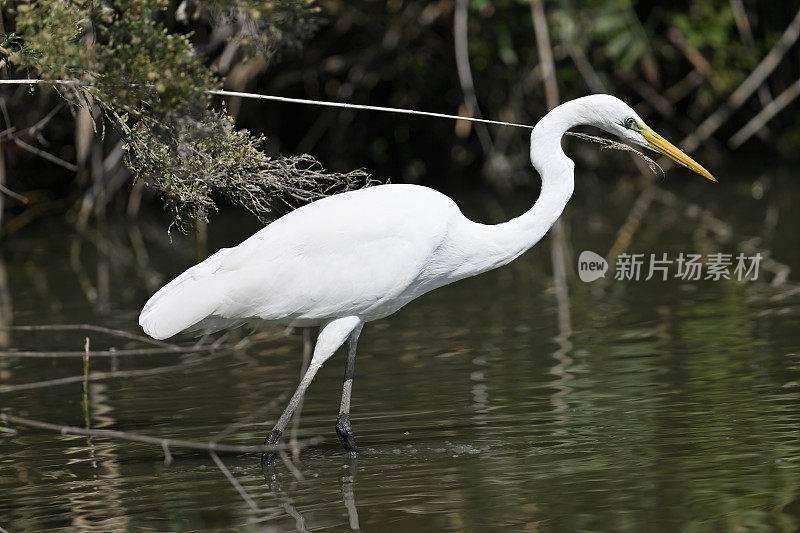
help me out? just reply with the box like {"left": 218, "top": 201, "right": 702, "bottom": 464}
{"left": 578, "top": 250, "right": 608, "bottom": 282}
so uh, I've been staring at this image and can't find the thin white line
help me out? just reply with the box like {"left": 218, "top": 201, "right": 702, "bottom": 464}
{"left": 0, "top": 79, "right": 81, "bottom": 85}
{"left": 0, "top": 79, "right": 533, "bottom": 129}
{"left": 208, "top": 89, "right": 533, "bottom": 129}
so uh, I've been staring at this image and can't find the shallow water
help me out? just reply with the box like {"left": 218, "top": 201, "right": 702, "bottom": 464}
{"left": 2, "top": 162, "right": 800, "bottom": 531}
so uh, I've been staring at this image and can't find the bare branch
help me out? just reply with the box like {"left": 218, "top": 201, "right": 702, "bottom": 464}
{"left": 681, "top": 7, "right": 800, "bottom": 154}
{"left": 0, "top": 323, "right": 180, "bottom": 349}
{"left": 13, "top": 138, "right": 79, "bottom": 172}
{"left": 729, "top": 77, "right": 800, "bottom": 148}
{"left": 1, "top": 413, "right": 322, "bottom": 454}
{"left": 729, "top": 0, "right": 774, "bottom": 108}
{"left": 0, "top": 345, "right": 216, "bottom": 358}
{"left": 0, "top": 182, "right": 27, "bottom": 204}
{"left": 0, "top": 352, "right": 226, "bottom": 393}
{"left": 530, "top": 0, "right": 560, "bottom": 111}
{"left": 454, "top": 0, "right": 494, "bottom": 153}
{"left": 565, "top": 44, "right": 607, "bottom": 94}
{"left": 210, "top": 451, "right": 261, "bottom": 511}
{"left": 0, "top": 101, "right": 66, "bottom": 142}
{"left": 278, "top": 448, "right": 305, "bottom": 482}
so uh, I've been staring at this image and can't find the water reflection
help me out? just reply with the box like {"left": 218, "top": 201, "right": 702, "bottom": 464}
{"left": 262, "top": 466, "right": 312, "bottom": 533}
{"left": 2, "top": 172, "right": 800, "bottom": 530}
{"left": 548, "top": 218, "right": 575, "bottom": 425}
{"left": 0, "top": 255, "right": 11, "bottom": 348}
{"left": 341, "top": 458, "right": 361, "bottom": 532}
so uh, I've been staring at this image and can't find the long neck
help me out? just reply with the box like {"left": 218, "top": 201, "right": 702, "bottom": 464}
{"left": 457, "top": 101, "right": 585, "bottom": 276}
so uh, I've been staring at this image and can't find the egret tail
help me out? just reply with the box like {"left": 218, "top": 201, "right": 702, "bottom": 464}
{"left": 139, "top": 248, "right": 233, "bottom": 340}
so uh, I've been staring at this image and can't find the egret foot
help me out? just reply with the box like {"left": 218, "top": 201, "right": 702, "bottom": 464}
{"left": 261, "top": 428, "right": 282, "bottom": 466}
{"left": 336, "top": 413, "right": 358, "bottom": 455}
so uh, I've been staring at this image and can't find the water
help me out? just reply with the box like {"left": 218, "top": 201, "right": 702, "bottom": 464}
{"left": 2, "top": 162, "right": 800, "bottom": 531}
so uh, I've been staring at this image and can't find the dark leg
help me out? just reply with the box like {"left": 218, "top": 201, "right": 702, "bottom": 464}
{"left": 261, "top": 316, "right": 362, "bottom": 467}
{"left": 261, "top": 362, "right": 322, "bottom": 466}
{"left": 336, "top": 324, "right": 363, "bottom": 455}
{"left": 336, "top": 413, "right": 357, "bottom": 454}
{"left": 289, "top": 327, "right": 313, "bottom": 462}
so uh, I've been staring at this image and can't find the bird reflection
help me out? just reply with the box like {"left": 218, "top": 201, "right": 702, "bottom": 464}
{"left": 262, "top": 465, "right": 310, "bottom": 533}
{"left": 548, "top": 227, "right": 575, "bottom": 422}
{"left": 341, "top": 457, "right": 361, "bottom": 532}
{"left": 262, "top": 456, "right": 361, "bottom": 532}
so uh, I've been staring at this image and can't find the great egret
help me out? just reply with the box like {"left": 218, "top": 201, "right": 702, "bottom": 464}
{"left": 139, "top": 94, "right": 714, "bottom": 464}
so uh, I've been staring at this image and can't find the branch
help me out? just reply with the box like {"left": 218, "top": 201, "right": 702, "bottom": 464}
{"left": 666, "top": 28, "right": 713, "bottom": 77}
{"left": 0, "top": 345, "right": 218, "bottom": 358}
{"left": 0, "top": 101, "right": 66, "bottom": 142}
{"left": 210, "top": 451, "right": 261, "bottom": 511}
{"left": 1, "top": 412, "right": 322, "bottom": 454}
{"left": 0, "top": 182, "right": 27, "bottom": 204}
{"left": 0, "top": 323, "right": 179, "bottom": 349}
{"left": 0, "top": 352, "right": 225, "bottom": 393}
{"left": 453, "top": 0, "right": 493, "bottom": 153}
{"left": 0, "top": 322, "right": 272, "bottom": 358}
{"left": 13, "top": 138, "right": 79, "bottom": 172}
{"left": 565, "top": 43, "right": 606, "bottom": 94}
{"left": 729, "top": 0, "right": 774, "bottom": 108}
{"left": 680, "top": 7, "right": 800, "bottom": 154}
{"left": 728, "top": 77, "right": 800, "bottom": 148}
{"left": 530, "top": 0, "right": 560, "bottom": 110}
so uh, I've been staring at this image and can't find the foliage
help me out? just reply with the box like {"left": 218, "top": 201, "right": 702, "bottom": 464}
{"left": 12, "top": 0, "right": 215, "bottom": 121}
{"left": 0, "top": 32, "right": 27, "bottom": 63}
{"left": 252, "top": 0, "right": 797, "bottom": 191}
{"left": 668, "top": 1, "right": 755, "bottom": 95}
{"left": 3, "top": 0, "right": 367, "bottom": 230}
{"left": 123, "top": 110, "right": 375, "bottom": 231}
{"left": 2, "top": 0, "right": 799, "bottom": 225}
{"left": 551, "top": 0, "right": 761, "bottom": 95}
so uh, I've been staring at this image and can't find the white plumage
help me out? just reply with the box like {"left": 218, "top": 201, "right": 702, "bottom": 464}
{"left": 142, "top": 184, "right": 469, "bottom": 339}
{"left": 138, "top": 95, "right": 714, "bottom": 462}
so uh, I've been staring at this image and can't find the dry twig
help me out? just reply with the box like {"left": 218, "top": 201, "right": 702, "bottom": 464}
{"left": 454, "top": 0, "right": 493, "bottom": 153}
{"left": 210, "top": 451, "right": 261, "bottom": 512}
{"left": 0, "top": 352, "right": 226, "bottom": 393}
{"left": 681, "top": 7, "right": 800, "bottom": 155}
{"left": 729, "top": 77, "right": 800, "bottom": 148}
{"left": 1, "top": 412, "right": 322, "bottom": 454}
{"left": 0, "top": 345, "right": 218, "bottom": 358}
{"left": 0, "top": 323, "right": 179, "bottom": 349}
{"left": 566, "top": 132, "right": 663, "bottom": 177}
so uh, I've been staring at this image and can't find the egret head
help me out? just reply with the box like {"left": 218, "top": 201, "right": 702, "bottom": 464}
{"left": 592, "top": 95, "right": 716, "bottom": 181}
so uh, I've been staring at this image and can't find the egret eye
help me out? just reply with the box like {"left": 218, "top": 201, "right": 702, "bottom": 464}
{"left": 624, "top": 117, "right": 636, "bottom": 129}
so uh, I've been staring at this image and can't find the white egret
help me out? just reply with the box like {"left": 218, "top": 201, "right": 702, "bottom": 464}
{"left": 139, "top": 94, "right": 714, "bottom": 464}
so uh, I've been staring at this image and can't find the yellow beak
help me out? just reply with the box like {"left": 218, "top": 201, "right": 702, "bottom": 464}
{"left": 640, "top": 126, "right": 716, "bottom": 182}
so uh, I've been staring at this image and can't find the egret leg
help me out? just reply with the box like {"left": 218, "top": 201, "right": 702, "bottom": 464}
{"left": 336, "top": 324, "right": 364, "bottom": 455}
{"left": 289, "top": 327, "right": 313, "bottom": 463}
{"left": 262, "top": 316, "right": 362, "bottom": 467}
